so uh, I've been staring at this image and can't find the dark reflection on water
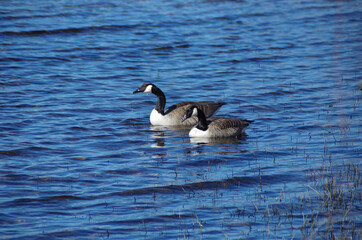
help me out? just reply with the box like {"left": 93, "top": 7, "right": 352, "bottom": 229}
{"left": 1, "top": 0, "right": 361, "bottom": 239}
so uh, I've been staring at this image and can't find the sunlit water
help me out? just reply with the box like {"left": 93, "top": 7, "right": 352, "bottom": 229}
{"left": 1, "top": 0, "right": 361, "bottom": 239}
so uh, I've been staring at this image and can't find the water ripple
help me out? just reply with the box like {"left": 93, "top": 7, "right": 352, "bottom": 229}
{"left": 1, "top": 24, "right": 140, "bottom": 36}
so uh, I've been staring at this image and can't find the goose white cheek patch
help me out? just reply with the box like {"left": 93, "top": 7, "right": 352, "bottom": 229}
{"left": 144, "top": 85, "right": 153, "bottom": 93}
{"left": 192, "top": 107, "right": 198, "bottom": 116}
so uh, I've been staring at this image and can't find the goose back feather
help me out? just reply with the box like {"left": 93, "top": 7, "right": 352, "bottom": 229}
{"left": 205, "top": 117, "right": 252, "bottom": 137}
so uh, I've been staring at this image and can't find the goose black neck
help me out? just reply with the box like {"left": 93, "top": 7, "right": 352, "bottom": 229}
{"left": 196, "top": 108, "right": 208, "bottom": 131}
{"left": 152, "top": 86, "right": 166, "bottom": 115}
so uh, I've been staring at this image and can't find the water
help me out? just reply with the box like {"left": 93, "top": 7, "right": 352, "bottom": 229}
{"left": 1, "top": 0, "right": 361, "bottom": 239}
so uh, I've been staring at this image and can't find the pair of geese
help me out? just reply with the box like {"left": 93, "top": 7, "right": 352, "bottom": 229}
{"left": 133, "top": 83, "right": 252, "bottom": 138}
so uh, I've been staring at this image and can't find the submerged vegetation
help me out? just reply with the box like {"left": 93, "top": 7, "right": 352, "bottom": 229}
{"left": 301, "top": 161, "right": 360, "bottom": 239}
{"left": 240, "top": 161, "right": 361, "bottom": 239}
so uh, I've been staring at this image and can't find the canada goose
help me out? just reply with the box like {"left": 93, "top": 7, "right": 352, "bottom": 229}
{"left": 181, "top": 105, "right": 253, "bottom": 138}
{"left": 133, "top": 83, "right": 225, "bottom": 126}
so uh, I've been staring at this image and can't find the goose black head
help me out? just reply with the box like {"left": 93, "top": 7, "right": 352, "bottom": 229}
{"left": 133, "top": 83, "right": 154, "bottom": 94}
{"left": 181, "top": 105, "right": 198, "bottom": 122}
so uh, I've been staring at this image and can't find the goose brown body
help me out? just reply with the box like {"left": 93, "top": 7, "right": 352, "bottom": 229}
{"left": 133, "top": 83, "right": 225, "bottom": 126}
{"left": 182, "top": 106, "right": 252, "bottom": 138}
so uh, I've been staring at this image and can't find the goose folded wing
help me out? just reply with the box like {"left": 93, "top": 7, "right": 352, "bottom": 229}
{"left": 210, "top": 118, "right": 251, "bottom": 129}
{"left": 165, "top": 101, "right": 225, "bottom": 117}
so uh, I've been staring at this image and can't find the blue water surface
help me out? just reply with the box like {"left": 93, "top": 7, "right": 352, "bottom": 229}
{"left": 1, "top": 0, "right": 361, "bottom": 239}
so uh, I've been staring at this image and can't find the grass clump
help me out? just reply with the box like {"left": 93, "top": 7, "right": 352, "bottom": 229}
{"left": 301, "top": 161, "right": 361, "bottom": 239}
